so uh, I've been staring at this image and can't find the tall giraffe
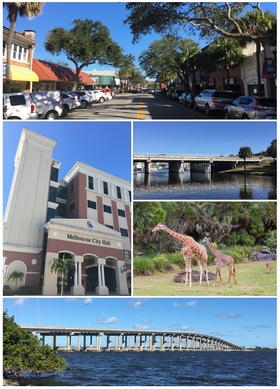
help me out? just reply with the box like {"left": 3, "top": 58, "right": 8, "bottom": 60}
{"left": 201, "top": 237, "right": 237, "bottom": 286}
{"left": 152, "top": 223, "right": 209, "bottom": 287}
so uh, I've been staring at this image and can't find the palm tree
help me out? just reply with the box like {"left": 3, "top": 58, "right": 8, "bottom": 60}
{"left": 238, "top": 147, "right": 253, "bottom": 173}
{"left": 238, "top": 9, "right": 276, "bottom": 97}
{"left": 50, "top": 254, "right": 76, "bottom": 296}
{"left": 195, "top": 51, "right": 217, "bottom": 90}
{"left": 209, "top": 37, "right": 244, "bottom": 90}
{"left": 8, "top": 271, "right": 24, "bottom": 291}
{"left": 3, "top": 2, "right": 44, "bottom": 92}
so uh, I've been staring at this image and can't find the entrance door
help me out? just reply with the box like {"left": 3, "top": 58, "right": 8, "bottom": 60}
{"left": 86, "top": 266, "right": 116, "bottom": 293}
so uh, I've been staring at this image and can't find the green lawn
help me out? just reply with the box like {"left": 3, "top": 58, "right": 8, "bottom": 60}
{"left": 133, "top": 261, "right": 277, "bottom": 296}
{"left": 219, "top": 159, "right": 276, "bottom": 176}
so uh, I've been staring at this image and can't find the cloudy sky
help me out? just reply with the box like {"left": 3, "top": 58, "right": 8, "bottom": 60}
{"left": 3, "top": 297, "right": 276, "bottom": 348}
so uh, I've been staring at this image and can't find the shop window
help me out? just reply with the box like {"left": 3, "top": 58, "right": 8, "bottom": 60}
{"left": 70, "top": 201, "right": 75, "bottom": 212}
{"left": 123, "top": 250, "right": 131, "bottom": 259}
{"left": 105, "top": 224, "right": 113, "bottom": 229}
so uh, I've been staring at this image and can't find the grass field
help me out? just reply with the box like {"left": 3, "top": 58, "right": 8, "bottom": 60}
{"left": 219, "top": 159, "right": 276, "bottom": 176}
{"left": 133, "top": 261, "right": 277, "bottom": 297}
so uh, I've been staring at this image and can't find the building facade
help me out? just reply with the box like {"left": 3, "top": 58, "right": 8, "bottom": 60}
{"left": 3, "top": 27, "right": 39, "bottom": 92}
{"left": 84, "top": 69, "right": 121, "bottom": 89}
{"left": 3, "top": 128, "right": 131, "bottom": 296}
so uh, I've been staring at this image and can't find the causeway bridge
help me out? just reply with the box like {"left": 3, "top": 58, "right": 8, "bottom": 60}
{"left": 134, "top": 154, "right": 262, "bottom": 174}
{"left": 20, "top": 325, "right": 242, "bottom": 352}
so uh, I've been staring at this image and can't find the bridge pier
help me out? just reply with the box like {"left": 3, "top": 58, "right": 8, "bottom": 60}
{"left": 169, "top": 161, "right": 184, "bottom": 173}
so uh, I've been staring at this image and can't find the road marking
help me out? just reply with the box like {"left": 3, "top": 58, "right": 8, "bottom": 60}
{"left": 137, "top": 97, "right": 144, "bottom": 119}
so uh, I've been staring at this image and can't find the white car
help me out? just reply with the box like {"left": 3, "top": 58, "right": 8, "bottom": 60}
{"left": 61, "top": 92, "right": 76, "bottom": 114}
{"left": 90, "top": 90, "right": 107, "bottom": 103}
{"left": 3, "top": 92, "right": 38, "bottom": 120}
{"left": 30, "top": 91, "right": 65, "bottom": 119}
{"left": 71, "top": 91, "right": 94, "bottom": 108}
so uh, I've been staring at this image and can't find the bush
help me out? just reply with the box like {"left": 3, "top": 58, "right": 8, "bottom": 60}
{"left": 3, "top": 285, "right": 13, "bottom": 296}
{"left": 134, "top": 256, "right": 155, "bottom": 275}
{"left": 165, "top": 251, "right": 184, "bottom": 267}
{"left": 16, "top": 286, "right": 41, "bottom": 295}
{"left": 261, "top": 230, "right": 277, "bottom": 253}
{"left": 152, "top": 255, "right": 171, "bottom": 272}
{"left": 225, "top": 231, "right": 255, "bottom": 247}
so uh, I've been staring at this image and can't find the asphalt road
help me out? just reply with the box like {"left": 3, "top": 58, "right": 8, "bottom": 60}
{"left": 60, "top": 92, "right": 224, "bottom": 121}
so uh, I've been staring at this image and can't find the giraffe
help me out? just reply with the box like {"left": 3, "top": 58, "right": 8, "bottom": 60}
{"left": 201, "top": 237, "right": 237, "bottom": 286}
{"left": 152, "top": 223, "right": 209, "bottom": 287}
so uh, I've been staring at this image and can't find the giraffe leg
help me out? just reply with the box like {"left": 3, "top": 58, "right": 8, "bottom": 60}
{"left": 232, "top": 269, "right": 237, "bottom": 284}
{"left": 213, "top": 269, "right": 218, "bottom": 287}
{"left": 219, "top": 270, "right": 222, "bottom": 286}
{"left": 198, "top": 262, "right": 203, "bottom": 286}
{"left": 204, "top": 262, "right": 209, "bottom": 287}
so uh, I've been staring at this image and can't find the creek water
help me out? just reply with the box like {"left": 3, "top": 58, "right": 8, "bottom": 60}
{"left": 133, "top": 170, "right": 276, "bottom": 200}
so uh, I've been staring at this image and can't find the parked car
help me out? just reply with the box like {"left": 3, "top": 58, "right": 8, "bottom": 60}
{"left": 30, "top": 90, "right": 65, "bottom": 119}
{"left": 194, "top": 89, "right": 239, "bottom": 115}
{"left": 90, "top": 90, "right": 107, "bottom": 103}
{"left": 224, "top": 96, "right": 277, "bottom": 120}
{"left": 3, "top": 92, "right": 38, "bottom": 120}
{"left": 66, "top": 92, "right": 81, "bottom": 109}
{"left": 71, "top": 91, "right": 93, "bottom": 108}
{"left": 166, "top": 90, "right": 174, "bottom": 99}
{"left": 148, "top": 89, "right": 155, "bottom": 94}
{"left": 61, "top": 92, "right": 76, "bottom": 114}
{"left": 183, "top": 93, "right": 197, "bottom": 107}
{"left": 94, "top": 88, "right": 112, "bottom": 100}
{"left": 178, "top": 92, "right": 187, "bottom": 104}
{"left": 171, "top": 90, "right": 184, "bottom": 101}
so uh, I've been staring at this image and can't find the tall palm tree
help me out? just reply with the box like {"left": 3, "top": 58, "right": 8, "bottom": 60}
{"left": 238, "top": 9, "right": 276, "bottom": 97}
{"left": 209, "top": 37, "right": 244, "bottom": 90}
{"left": 8, "top": 271, "right": 24, "bottom": 291}
{"left": 238, "top": 147, "right": 253, "bottom": 173}
{"left": 3, "top": 2, "right": 44, "bottom": 92}
{"left": 50, "top": 254, "right": 76, "bottom": 296}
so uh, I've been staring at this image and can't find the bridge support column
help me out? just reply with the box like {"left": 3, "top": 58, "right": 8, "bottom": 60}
{"left": 84, "top": 335, "right": 86, "bottom": 349}
{"left": 144, "top": 161, "right": 151, "bottom": 174}
{"left": 169, "top": 161, "right": 183, "bottom": 173}
{"left": 52, "top": 335, "right": 56, "bottom": 350}
{"left": 67, "top": 334, "right": 71, "bottom": 351}
{"left": 78, "top": 334, "right": 80, "bottom": 351}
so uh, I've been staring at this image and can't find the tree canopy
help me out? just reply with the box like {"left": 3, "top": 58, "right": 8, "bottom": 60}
{"left": 3, "top": 311, "right": 67, "bottom": 378}
{"left": 238, "top": 146, "right": 253, "bottom": 172}
{"left": 44, "top": 19, "right": 131, "bottom": 90}
{"left": 125, "top": 3, "right": 276, "bottom": 45}
{"left": 50, "top": 254, "right": 75, "bottom": 296}
{"left": 266, "top": 139, "right": 277, "bottom": 161}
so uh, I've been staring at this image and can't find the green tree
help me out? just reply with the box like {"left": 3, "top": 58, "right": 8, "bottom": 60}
{"left": 238, "top": 9, "right": 276, "bottom": 97}
{"left": 3, "top": 311, "right": 67, "bottom": 378}
{"left": 124, "top": 3, "right": 275, "bottom": 45}
{"left": 238, "top": 147, "right": 253, "bottom": 172}
{"left": 209, "top": 36, "right": 244, "bottom": 90}
{"left": 44, "top": 19, "right": 130, "bottom": 91}
{"left": 7, "top": 271, "right": 24, "bottom": 291}
{"left": 266, "top": 139, "right": 277, "bottom": 162}
{"left": 3, "top": 2, "right": 44, "bottom": 92}
{"left": 50, "top": 254, "right": 75, "bottom": 296}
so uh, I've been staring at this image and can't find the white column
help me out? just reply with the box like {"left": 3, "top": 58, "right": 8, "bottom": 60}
{"left": 78, "top": 263, "right": 82, "bottom": 286}
{"left": 101, "top": 265, "right": 106, "bottom": 287}
{"left": 98, "top": 265, "right": 102, "bottom": 287}
{"left": 74, "top": 262, "right": 77, "bottom": 287}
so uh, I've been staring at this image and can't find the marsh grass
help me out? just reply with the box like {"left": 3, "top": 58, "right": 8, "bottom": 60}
{"left": 133, "top": 261, "right": 277, "bottom": 297}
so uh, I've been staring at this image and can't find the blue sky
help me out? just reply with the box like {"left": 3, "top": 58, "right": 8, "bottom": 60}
{"left": 3, "top": 122, "right": 131, "bottom": 212}
{"left": 3, "top": 2, "right": 277, "bottom": 72}
{"left": 133, "top": 122, "right": 277, "bottom": 156}
{"left": 3, "top": 297, "right": 276, "bottom": 348}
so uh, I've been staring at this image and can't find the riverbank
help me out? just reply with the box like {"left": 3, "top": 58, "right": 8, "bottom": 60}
{"left": 3, "top": 378, "right": 19, "bottom": 386}
{"left": 218, "top": 159, "right": 276, "bottom": 176}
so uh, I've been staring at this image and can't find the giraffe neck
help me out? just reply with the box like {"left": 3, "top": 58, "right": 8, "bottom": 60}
{"left": 163, "top": 226, "right": 186, "bottom": 244}
{"left": 205, "top": 241, "right": 219, "bottom": 256}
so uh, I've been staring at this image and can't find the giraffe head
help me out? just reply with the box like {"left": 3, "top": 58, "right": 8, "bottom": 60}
{"left": 152, "top": 222, "right": 165, "bottom": 232}
{"left": 201, "top": 236, "right": 210, "bottom": 244}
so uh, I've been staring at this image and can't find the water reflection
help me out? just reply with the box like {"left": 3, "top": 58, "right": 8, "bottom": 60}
{"left": 134, "top": 169, "right": 276, "bottom": 200}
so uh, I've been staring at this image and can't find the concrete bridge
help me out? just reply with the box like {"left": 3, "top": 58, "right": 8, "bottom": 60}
{"left": 134, "top": 154, "right": 262, "bottom": 174}
{"left": 20, "top": 325, "right": 242, "bottom": 352}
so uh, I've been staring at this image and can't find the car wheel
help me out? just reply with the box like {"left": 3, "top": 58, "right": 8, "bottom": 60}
{"left": 99, "top": 97, "right": 105, "bottom": 103}
{"left": 45, "top": 110, "right": 58, "bottom": 120}
{"left": 81, "top": 100, "right": 88, "bottom": 109}
{"left": 194, "top": 102, "right": 198, "bottom": 111}
{"left": 224, "top": 110, "right": 230, "bottom": 119}
{"left": 205, "top": 104, "right": 211, "bottom": 115}
{"left": 242, "top": 113, "right": 249, "bottom": 120}
{"left": 61, "top": 106, "right": 69, "bottom": 117}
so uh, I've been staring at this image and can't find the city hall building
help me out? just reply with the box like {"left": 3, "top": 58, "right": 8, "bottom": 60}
{"left": 3, "top": 128, "right": 131, "bottom": 295}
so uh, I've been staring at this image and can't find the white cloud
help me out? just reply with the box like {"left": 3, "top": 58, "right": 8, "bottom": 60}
{"left": 168, "top": 323, "right": 180, "bottom": 328}
{"left": 173, "top": 302, "right": 182, "bottom": 307}
{"left": 133, "top": 324, "right": 152, "bottom": 330}
{"left": 185, "top": 300, "right": 198, "bottom": 307}
{"left": 215, "top": 312, "right": 242, "bottom": 319}
{"left": 181, "top": 326, "right": 188, "bottom": 331}
{"left": 132, "top": 301, "right": 142, "bottom": 309}
{"left": 98, "top": 317, "right": 119, "bottom": 324}
{"left": 12, "top": 298, "right": 27, "bottom": 307}
{"left": 83, "top": 298, "right": 92, "bottom": 305}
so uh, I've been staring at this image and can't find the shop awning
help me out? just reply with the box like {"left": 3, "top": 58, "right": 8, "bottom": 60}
{"left": 11, "top": 67, "right": 39, "bottom": 82}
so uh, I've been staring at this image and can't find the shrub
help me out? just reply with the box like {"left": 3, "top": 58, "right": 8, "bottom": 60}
{"left": 3, "top": 285, "right": 13, "bottom": 296}
{"left": 261, "top": 230, "right": 277, "bottom": 253}
{"left": 165, "top": 251, "right": 184, "bottom": 267}
{"left": 152, "top": 255, "right": 171, "bottom": 272}
{"left": 16, "top": 286, "right": 41, "bottom": 295}
{"left": 134, "top": 256, "right": 155, "bottom": 275}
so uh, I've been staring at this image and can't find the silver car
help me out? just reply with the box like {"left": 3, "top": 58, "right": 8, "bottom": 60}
{"left": 224, "top": 96, "right": 277, "bottom": 120}
{"left": 194, "top": 89, "right": 239, "bottom": 115}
